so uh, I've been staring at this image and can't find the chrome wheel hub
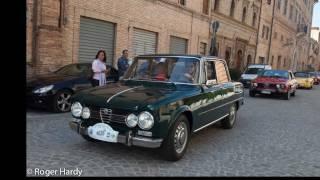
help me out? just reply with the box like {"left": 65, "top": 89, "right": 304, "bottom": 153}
{"left": 174, "top": 122, "right": 188, "bottom": 154}
{"left": 57, "top": 93, "right": 71, "bottom": 111}
{"left": 229, "top": 105, "right": 236, "bottom": 125}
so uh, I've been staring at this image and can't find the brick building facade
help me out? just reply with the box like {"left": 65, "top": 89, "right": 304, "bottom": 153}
{"left": 255, "top": 0, "right": 318, "bottom": 71}
{"left": 27, "top": 0, "right": 214, "bottom": 78}
{"left": 26, "top": 0, "right": 318, "bottom": 78}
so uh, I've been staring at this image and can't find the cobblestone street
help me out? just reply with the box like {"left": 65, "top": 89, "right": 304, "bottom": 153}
{"left": 27, "top": 86, "right": 320, "bottom": 177}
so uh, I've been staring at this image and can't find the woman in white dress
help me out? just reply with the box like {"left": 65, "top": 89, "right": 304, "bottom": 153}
{"left": 91, "top": 50, "right": 109, "bottom": 87}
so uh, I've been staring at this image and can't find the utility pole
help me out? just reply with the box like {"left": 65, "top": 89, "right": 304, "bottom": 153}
{"left": 266, "top": 0, "right": 276, "bottom": 64}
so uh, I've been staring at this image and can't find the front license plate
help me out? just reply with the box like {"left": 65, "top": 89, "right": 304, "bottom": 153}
{"left": 261, "top": 90, "right": 271, "bottom": 94}
{"left": 88, "top": 123, "right": 118, "bottom": 143}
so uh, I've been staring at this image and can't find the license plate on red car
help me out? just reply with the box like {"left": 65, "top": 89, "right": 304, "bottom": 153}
{"left": 261, "top": 90, "right": 271, "bottom": 94}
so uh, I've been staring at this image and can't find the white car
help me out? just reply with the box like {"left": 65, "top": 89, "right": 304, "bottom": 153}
{"left": 240, "top": 64, "right": 272, "bottom": 88}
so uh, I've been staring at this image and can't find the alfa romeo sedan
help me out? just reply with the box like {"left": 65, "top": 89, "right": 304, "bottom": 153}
{"left": 69, "top": 54, "right": 244, "bottom": 161}
{"left": 249, "top": 70, "right": 297, "bottom": 100}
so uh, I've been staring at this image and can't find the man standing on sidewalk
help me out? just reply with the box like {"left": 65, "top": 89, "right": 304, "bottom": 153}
{"left": 117, "top": 49, "right": 130, "bottom": 77}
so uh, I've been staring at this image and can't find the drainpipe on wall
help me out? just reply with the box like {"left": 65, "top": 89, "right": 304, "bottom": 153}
{"left": 31, "top": 0, "right": 39, "bottom": 68}
{"left": 254, "top": 0, "right": 262, "bottom": 64}
{"left": 266, "top": 0, "right": 276, "bottom": 64}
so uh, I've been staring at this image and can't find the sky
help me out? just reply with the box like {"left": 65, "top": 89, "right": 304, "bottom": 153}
{"left": 312, "top": 2, "right": 320, "bottom": 27}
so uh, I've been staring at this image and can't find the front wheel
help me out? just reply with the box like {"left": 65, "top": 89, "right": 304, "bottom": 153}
{"left": 249, "top": 90, "right": 256, "bottom": 97}
{"left": 160, "top": 115, "right": 190, "bottom": 161}
{"left": 221, "top": 104, "right": 237, "bottom": 129}
{"left": 283, "top": 91, "right": 290, "bottom": 100}
{"left": 52, "top": 89, "right": 73, "bottom": 112}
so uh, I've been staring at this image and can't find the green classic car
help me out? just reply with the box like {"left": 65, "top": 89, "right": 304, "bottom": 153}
{"left": 69, "top": 54, "right": 244, "bottom": 161}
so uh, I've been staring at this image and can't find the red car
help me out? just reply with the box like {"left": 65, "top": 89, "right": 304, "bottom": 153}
{"left": 249, "top": 70, "right": 298, "bottom": 100}
{"left": 309, "top": 72, "right": 320, "bottom": 85}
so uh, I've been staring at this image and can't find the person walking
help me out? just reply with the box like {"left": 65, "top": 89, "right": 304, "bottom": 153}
{"left": 91, "top": 50, "right": 108, "bottom": 87}
{"left": 117, "top": 49, "right": 130, "bottom": 77}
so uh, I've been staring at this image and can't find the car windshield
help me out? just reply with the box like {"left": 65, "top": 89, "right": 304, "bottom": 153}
{"left": 124, "top": 57, "right": 200, "bottom": 84}
{"left": 294, "top": 72, "right": 310, "bottom": 78}
{"left": 55, "top": 64, "right": 91, "bottom": 76}
{"left": 244, "top": 68, "right": 264, "bottom": 74}
{"left": 259, "top": 70, "right": 289, "bottom": 79}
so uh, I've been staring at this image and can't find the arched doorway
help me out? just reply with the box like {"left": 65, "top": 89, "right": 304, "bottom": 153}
{"left": 225, "top": 50, "right": 231, "bottom": 66}
{"left": 236, "top": 50, "right": 243, "bottom": 70}
{"left": 246, "top": 55, "right": 252, "bottom": 68}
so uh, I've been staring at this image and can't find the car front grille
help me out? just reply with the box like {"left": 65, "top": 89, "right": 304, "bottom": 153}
{"left": 257, "top": 83, "right": 277, "bottom": 89}
{"left": 89, "top": 107, "right": 127, "bottom": 124}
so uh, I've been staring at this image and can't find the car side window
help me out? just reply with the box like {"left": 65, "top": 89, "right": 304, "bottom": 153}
{"left": 215, "top": 61, "right": 230, "bottom": 83}
{"left": 205, "top": 61, "right": 217, "bottom": 85}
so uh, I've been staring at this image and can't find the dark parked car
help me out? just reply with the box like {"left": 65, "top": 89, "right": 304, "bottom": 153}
{"left": 249, "top": 70, "right": 298, "bottom": 100}
{"left": 69, "top": 54, "right": 244, "bottom": 161}
{"left": 27, "top": 63, "right": 119, "bottom": 112}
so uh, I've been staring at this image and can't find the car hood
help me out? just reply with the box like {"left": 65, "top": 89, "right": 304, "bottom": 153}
{"left": 253, "top": 77, "right": 288, "bottom": 84}
{"left": 72, "top": 81, "right": 201, "bottom": 111}
{"left": 27, "top": 73, "right": 78, "bottom": 88}
{"left": 241, "top": 74, "right": 258, "bottom": 80}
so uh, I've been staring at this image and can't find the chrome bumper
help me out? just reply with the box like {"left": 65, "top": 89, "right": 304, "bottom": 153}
{"left": 69, "top": 120, "right": 163, "bottom": 148}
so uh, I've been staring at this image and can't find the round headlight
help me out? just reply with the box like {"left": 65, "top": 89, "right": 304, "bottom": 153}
{"left": 81, "top": 107, "right": 91, "bottom": 119}
{"left": 276, "top": 84, "right": 280, "bottom": 88}
{"left": 71, "top": 102, "right": 82, "bottom": 117}
{"left": 125, "top": 114, "right": 138, "bottom": 128}
{"left": 138, "top": 111, "right": 154, "bottom": 130}
{"left": 252, "top": 82, "right": 258, "bottom": 87}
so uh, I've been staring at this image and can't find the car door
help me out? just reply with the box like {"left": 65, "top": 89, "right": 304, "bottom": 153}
{"left": 197, "top": 59, "right": 230, "bottom": 128}
{"left": 72, "top": 64, "right": 93, "bottom": 91}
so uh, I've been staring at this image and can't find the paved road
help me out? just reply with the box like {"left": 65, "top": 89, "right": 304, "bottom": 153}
{"left": 27, "top": 86, "right": 320, "bottom": 177}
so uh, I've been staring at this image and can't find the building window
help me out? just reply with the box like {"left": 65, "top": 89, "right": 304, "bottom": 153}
{"left": 259, "top": 57, "right": 265, "bottom": 64}
{"left": 289, "top": 5, "right": 293, "bottom": 20}
{"left": 179, "top": 0, "right": 186, "bottom": 6}
{"left": 295, "top": 8, "right": 298, "bottom": 22}
{"left": 283, "top": 0, "right": 288, "bottom": 15}
{"left": 266, "top": 27, "right": 269, "bottom": 40}
{"left": 274, "top": 31, "right": 277, "bottom": 39}
{"left": 202, "top": 0, "right": 209, "bottom": 15}
{"left": 267, "top": 0, "right": 271, "bottom": 5}
{"left": 199, "top": 42, "right": 207, "bottom": 56}
{"left": 242, "top": 7, "right": 247, "bottom": 23}
{"left": 252, "top": 12, "right": 257, "bottom": 27}
{"left": 277, "top": 56, "right": 282, "bottom": 69}
{"left": 277, "top": 0, "right": 281, "bottom": 10}
{"left": 281, "top": 35, "right": 284, "bottom": 42}
{"left": 230, "top": 0, "right": 235, "bottom": 17}
{"left": 214, "top": 0, "right": 220, "bottom": 11}
{"left": 262, "top": 26, "right": 265, "bottom": 38}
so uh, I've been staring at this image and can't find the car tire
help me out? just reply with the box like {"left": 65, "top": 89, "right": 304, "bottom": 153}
{"left": 283, "top": 91, "right": 290, "bottom": 100}
{"left": 52, "top": 89, "right": 73, "bottom": 113}
{"left": 249, "top": 91, "right": 256, "bottom": 97}
{"left": 160, "top": 115, "right": 190, "bottom": 161}
{"left": 221, "top": 104, "right": 237, "bottom": 129}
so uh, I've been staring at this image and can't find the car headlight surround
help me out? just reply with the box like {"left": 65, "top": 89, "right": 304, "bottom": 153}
{"left": 71, "top": 102, "right": 83, "bottom": 117}
{"left": 81, "top": 107, "right": 91, "bottom": 119}
{"left": 33, "top": 85, "right": 54, "bottom": 94}
{"left": 138, "top": 111, "right": 154, "bottom": 130}
{"left": 125, "top": 114, "right": 138, "bottom": 128}
{"left": 280, "top": 84, "right": 286, "bottom": 89}
{"left": 276, "top": 84, "right": 280, "bottom": 88}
